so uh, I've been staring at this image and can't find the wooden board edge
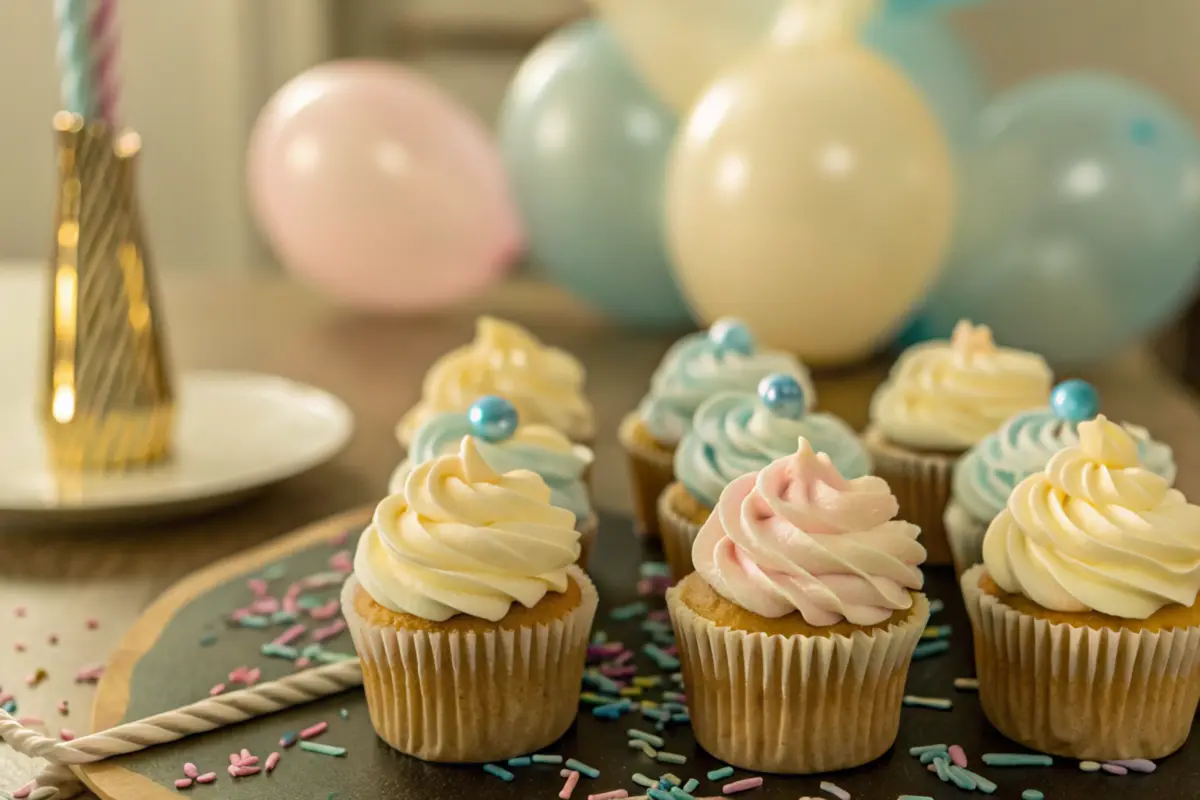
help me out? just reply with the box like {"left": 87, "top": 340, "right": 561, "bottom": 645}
{"left": 78, "top": 505, "right": 372, "bottom": 800}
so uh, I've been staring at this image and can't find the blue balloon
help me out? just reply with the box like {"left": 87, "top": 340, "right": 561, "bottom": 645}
{"left": 498, "top": 21, "right": 692, "bottom": 328}
{"left": 920, "top": 74, "right": 1200, "bottom": 364}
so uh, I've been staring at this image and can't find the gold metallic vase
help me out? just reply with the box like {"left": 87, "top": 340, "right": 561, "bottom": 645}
{"left": 41, "top": 111, "right": 175, "bottom": 472}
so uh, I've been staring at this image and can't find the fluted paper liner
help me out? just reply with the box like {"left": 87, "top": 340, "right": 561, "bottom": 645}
{"left": 961, "top": 564, "right": 1200, "bottom": 759}
{"left": 619, "top": 412, "right": 676, "bottom": 538}
{"left": 667, "top": 585, "right": 929, "bottom": 773}
{"left": 944, "top": 501, "right": 987, "bottom": 578}
{"left": 342, "top": 567, "right": 598, "bottom": 762}
{"left": 864, "top": 426, "right": 956, "bottom": 565}
{"left": 658, "top": 483, "right": 705, "bottom": 580}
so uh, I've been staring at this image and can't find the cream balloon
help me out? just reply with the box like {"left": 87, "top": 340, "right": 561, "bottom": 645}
{"left": 666, "top": 0, "right": 955, "bottom": 366}
{"left": 586, "top": 0, "right": 781, "bottom": 113}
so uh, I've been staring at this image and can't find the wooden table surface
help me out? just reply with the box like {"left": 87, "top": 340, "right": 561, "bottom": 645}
{"left": 3, "top": 264, "right": 1200, "bottom": 796}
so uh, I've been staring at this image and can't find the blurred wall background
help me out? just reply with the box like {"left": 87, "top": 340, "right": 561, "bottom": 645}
{"left": 0, "top": 0, "right": 1196, "bottom": 271}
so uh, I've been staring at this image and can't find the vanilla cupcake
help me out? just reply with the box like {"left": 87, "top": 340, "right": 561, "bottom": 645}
{"left": 659, "top": 373, "right": 869, "bottom": 579}
{"left": 962, "top": 416, "right": 1200, "bottom": 759}
{"left": 866, "top": 320, "right": 1052, "bottom": 564}
{"left": 396, "top": 316, "right": 594, "bottom": 449}
{"left": 667, "top": 437, "right": 928, "bottom": 773}
{"left": 343, "top": 437, "right": 598, "bottom": 762}
{"left": 620, "top": 318, "right": 813, "bottom": 536}
{"left": 946, "top": 380, "right": 1176, "bottom": 575}
{"left": 390, "top": 396, "right": 599, "bottom": 567}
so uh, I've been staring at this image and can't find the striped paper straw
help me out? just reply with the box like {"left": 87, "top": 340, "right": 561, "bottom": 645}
{"left": 91, "top": 0, "right": 120, "bottom": 124}
{"left": 54, "top": 0, "right": 94, "bottom": 117}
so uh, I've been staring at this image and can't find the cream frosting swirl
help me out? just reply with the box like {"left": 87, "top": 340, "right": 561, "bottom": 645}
{"left": 355, "top": 437, "right": 581, "bottom": 622}
{"left": 982, "top": 416, "right": 1200, "bottom": 619}
{"left": 397, "top": 317, "right": 594, "bottom": 443}
{"left": 870, "top": 320, "right": 1052, "bottom": 451}
{"left": 692, "top": 437, "right": 925, "bottom": 626}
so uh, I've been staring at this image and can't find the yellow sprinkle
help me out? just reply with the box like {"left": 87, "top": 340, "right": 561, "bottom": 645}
{"left": 633, "top": 676, "right": 662, "bottom": 688}
{"left": 640, "top": 700, "right": 659, "bottom": 710}
{"left": 619, "top": 687, "right": 642, "bottom": 697}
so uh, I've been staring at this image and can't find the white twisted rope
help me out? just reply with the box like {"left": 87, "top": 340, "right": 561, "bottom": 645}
{"left": 0, "top": 660, "right": 363, "bottom": 798}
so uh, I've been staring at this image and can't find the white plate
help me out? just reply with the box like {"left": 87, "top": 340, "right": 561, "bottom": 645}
{"left": 0, "top": 371, "right": 354, "bottom": 527}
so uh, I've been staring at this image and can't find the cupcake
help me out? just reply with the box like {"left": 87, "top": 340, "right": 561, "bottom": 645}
{"left": 659, "top": 373, "right": 870, "bottom": 580}
{"left": 667, "top": 437, "right": 928, "bottom": 773}
{"left": 962, "top": 416, "right": 1200, "bottom": 759}
{"left": 865, "top": 320, "right": 1052, "bottom": 564}
{"left": 946, "top": 380, "right": 1176, "bottom": 575}
{"left": 396, "top": 316, "right": 594, "bottom": 449}
{"left": 389, "top": 396, "right": 599, "bottom": 568}
{"left": 620, "top": 318, "right": 812, "bottom": 537}
{"left": 343, "top": 436, "right": 598, "bottom": 762}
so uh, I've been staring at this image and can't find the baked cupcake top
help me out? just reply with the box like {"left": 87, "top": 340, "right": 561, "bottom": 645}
{"left": 675, "top": 374, "right": 870, "bottom": 508}
{"left": 638, "top": 318, "right": 813, "bottom": 446}
{"left": 396, "top": 316, "right": 594, "bottom": 444}
{"left": 692, "top": 436, "right": 925, "bottom": 626}
{"left": 982, "top": 415, "right": 1200, "bottom": 619}
{"left": 356, "top": 436, "right": 581, "bottom": 622}
{"left": 870, "top": 320, "right": 1052, "bottom": 452}
{"left": 389, "top": 396, "right": 593, "bottom": 522}
{"left": 954, "top": 380, "right": 1176, "bottom": 524}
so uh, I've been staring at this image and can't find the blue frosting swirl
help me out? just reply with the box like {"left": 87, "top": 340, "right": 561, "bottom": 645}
{"left": 389, "top": 411, "right": 593, "bottom": 521}
{"left": 673, "top": 391, "right": 871, "bottom": 508}
{"left": 638, "top": 331, "right": 814, "bottom": 446}
{"left": 953, "top": 408, "right": 1177, "bottom": 524}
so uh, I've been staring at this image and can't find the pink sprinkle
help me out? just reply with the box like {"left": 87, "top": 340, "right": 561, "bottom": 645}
{"left": 272, "top": 624, "right": 307, "bottom": 647}
{"left": 250, "top": 596, "right": 280, "bottom": 615}
{"left": 14, "top": 641, "right": 26, "bottom": 652}
{"left": 299, "top": 721, "right": 328, "bottom": 740}
{"left": 244, "top": 667, "right": 262, "bottom": 685}
{"left": 661, "top": 645, "right": 678, "bottom": 657}
{"left": 231, "top": 608, "right": 252, "bottom": 622}
{"left": 48, "top": 634, "right": 58, "bottom": 645}
{"left": 196, "top": 772, "right": 216, "bottom": 784}
{"left": 11, "top": 780, "right": 35, "bottom": 799}
{"left": 229, "top": 753, "right": 241, "bottom": 765}
{"left": 313, "top": 619, "right": 346, "bottom": 642}
{"left": 588, "top": 792, "right": 629, "bottom": 800}
{"left": 723, "top": 776, "right": 765, "bottom": 794}
{"left": 295, "top": 657, "right": 312, "bottom": 670}
{"left": 647, "top": 610, "right": 670, "bottom": 622}
{"left": 75, "top": 664, "right": 105, "bottom": 683}
{"left": 17, "top": 716, "right": 44, "bottom": 726}
{"left": 239, "top": 756, "right": 260, "bottom": 767}
{"left": 56, "top": 700, "right": 69, "bottom": 715}
{"left": 1102, "top": 763, "right": 1129, "bottom": 776}
{"left": 927, "top": 763, "right": 938, "bottom": 773}
{"left": 174, "top": 778, "right": 193, "bottom": 789}
{"left": 183, "top": 762, "right": 199, "bottom": 778}
{"left": 209, "top": 683, "right": 226, "bottom": 697}
{"left": 228, "top": 666, "right": 250, "bottom": 683}
{"left": 331, "top": 528, "right": 351, "bottom": 546}
{"left": 310, "top": 600, "right": 342, "bottom": 621}
{"left": 1108, "top": 758, "right": 1156, "bottom": 773}
{"left": 85, "top": 618, "right": 99, "bottom": 630}
{"left": 636, "top": 579, "right": 661, "bottom": 596}
{"left": 599, "top": 665, "right": 637, "bottom": 678}
{"left": 612, "top": 650, "right": 634, "bottom": 666}
{"left": 14, "top": 605, "right": 27, "bottom": 618}
{"left": 228, "top": 765, "right": 261, "bottom": 778}
{"left": 240, "top": 748, "right": 252, "bottom": 759}
{"left": 265, "top": 751, "right": 281, "bottom": 772}
{"left": 559, "top": 769, "right": 580, "bottom": 799}
{"left": 60, "top": 729, "right": 76, "bottom": 741}
{"left": 329, "top": 550, "right": 352, "bottom": 573}
{"left": 25, "top": 671, "right": 46, "bottom": 687}
{"left": 948, "top": 744, "right": 968, "bottom": 768}
{"left": 247, "top": 578, "right": 268, "bottom": 597}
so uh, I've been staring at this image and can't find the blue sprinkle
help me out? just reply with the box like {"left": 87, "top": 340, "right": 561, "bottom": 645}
{"left": 909, "top": 744, "right": 948, "bottom": 756}
{"left": 198, "top": 633, "right": 217, "bottom": 647}
{"left": 261, "top": 643, "right": 300, "bottom": 660}
{"left": 279, "top": 731, "right": 298, "bottom": 748}
{"left": 929, "top": 599, "right": 945, "bottom": 614}
{"left": 707, "top": 766, "right": 734, "bottom": 781}
{"left": 1022, "top": 791, "right": 1045, "bottom": 800}
{"left": 913, "top": 640, "right": 951, "bottom": 660}
{"left": 934, "top": 755, "right": 952, "bottom": 782}
{"left": 670, "top": 713, "right": 690, "bottom": 723}
{"left": 271, "top": 610, "right": 299, "bottom": 624}
{"left": 507, "top": 756, "right": 532, "bottom": 767}
{"left": 643, "top": 708, "right": 670, "bottom": 722}
{"left": 683, "top": 778, "right": 700, "bottom": 793}
{"left": 632, "top": 773, "right": 656, "bottom": 788}
{"left": 482, "top": 764, "right": 514, "bottom": 782}
{"left": 647, "top": 789, "right": 674, "bottom": 800}
{"left": 237, "top": 615, "right": 269, "bottom": 628}
{"left": 564, "top": 758, "right": 599, "bottom": 778}
{"left": 338, "top": 708, "right": 349, "bottom": 720}
{"left": 669, "top": 788, "right": 695, "bottom": 800}
{"left": 964, "top": 770, "right": 998, "bottom": 794}
{"left": 982, "top": 753, "right": 1054, "bottom": 768}
{"left": 948, "top": 765, "right": 978, "bottom": 790}
{"left": 531, "top": 754, "right": 563, "bottom": 765}
{"left": 590, "top": 630, "right": 608, "bottom": 645}
{"left": 2, "top": 699, "right": 17, "bottom": 714}
{"left": 583, "top": 671, "right": 622, "bottom": 694}
{"left": 920, "top": 749, "right": 946, "bottom": 765}
{"left": 301, "top": 644, "right": 324, "bottom": 659}
{"left": 642, "top": 643, "right": 680, "bottom": 670}
{"left": 640, "top": 619, "right": 672, "bottom": 633}
{"left": 592, "top": 705, "right": 623, "bottom": 720}
{"left": 640, "top": 562, "right": 671, "bottom": 578}
{"left": 610, "top": 602, "right": 649, "bottom": 620}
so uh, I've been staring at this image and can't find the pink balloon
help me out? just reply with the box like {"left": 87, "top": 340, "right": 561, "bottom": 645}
{"left": 248, "top": 61, "right": 523, "bottom": 310}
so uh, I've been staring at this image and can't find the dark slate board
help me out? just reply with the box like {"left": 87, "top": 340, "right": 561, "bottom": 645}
{"left": 102, "top": 512, "right": 1200, "bottom": 799}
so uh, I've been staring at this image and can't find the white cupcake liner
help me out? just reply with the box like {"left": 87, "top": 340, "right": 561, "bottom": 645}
{"left": 341, "top": 567, "right": 598, "bottom": 763}
{"left": 961, "top": 564, "right": 1200, "bottom": 759}
{"left": 667, "top": 582, "right": 929, "bottom": 773}
{"left": 944, "top": 501, "right": 988, "bottom": 578}
{"left": 657, "top": 482, "right": 707, "bottom": 581}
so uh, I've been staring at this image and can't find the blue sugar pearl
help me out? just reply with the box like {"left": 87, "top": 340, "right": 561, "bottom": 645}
{"left": 758, "top": 373, "right": 805, "bottom": 420}
{"left": 467, "top": 395, "right": 518, "bottom": 442}
{"left": 1050, "top": 380, "right": 1099, "bottom": 423}
{"left": 708, "top": 317, "right": 754, "bottom": 357}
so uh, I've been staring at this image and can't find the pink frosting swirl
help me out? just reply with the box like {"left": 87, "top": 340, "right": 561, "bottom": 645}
{"left": 692, "top": 437, "right": 926, "bottom": 626}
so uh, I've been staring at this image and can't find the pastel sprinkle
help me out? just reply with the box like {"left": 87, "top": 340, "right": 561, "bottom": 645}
{"left": 247, "top": 578, "right": 268, "bottom": 596}
{"left": 954, "top": 677, "right": 979, "bottom": 691}
{"left": 2, "top": 699, "right": 16, "bottom": 714}
{"left": 1101, "top": 763, "right": 1128, "bottom": 775}
{"left": 280, "top": 731, "right": 298, "bottom": 748}
{"left": 228, "top": 765, "right": 260, "bottom": 777}
{"left": 208, "top": 684, "right": 226, "bottom": 697}
{"left": 174, "top": 778, "right": 193, "bottom": 789}
{"left": 311, "top": 600, "right": 342, "bottom": 622}
{"left": 261, "top": 643, "right": 300, "bottom": 660}
{"left": 1022, "top": 791, "right": 1044, "bottom": 800}
{"left": 722, "top": 776, "right": 764, "bottom": 794}
{"left": 1108, "top": 758, "right": 1156, "bottom": 773}
{"left": 198, "top": 634, "right": 217, "bottom": 647}
{"left": 183, "top": 763, "right": 198, "bottom": 778}
{"left": 656, "top": 751, "right": 687, "bottom": 765}
{"left": 948, "top": 744, "right": 968, "bottom": 767}
{"left": 632, "top": 773, "right": 657, "bottom": 788}
{"left": 265, "top": 751, "right": 281, "bottom": 772}
{"left": 947, "top": 765, "right": 977, "bottom": 790}
{"left": 642, "top": 643, "right": 680, "bottom": 670}
{"left": 584, "top": 671, "right": 622, "bottom": 694}
{"left": 1079, "top": 761, "right": 1102, "bottom": 772}
{"left": 11, "top": 781, "right": 36, "bottom": 799}
{"left": 601, "top": 665, "right": 638, "bottom": 678}
{"left": 560, "top": 770, "right": 581, "bottom": 799}
{"left": 483, "top": 764, "right": 514, "bottom": 782}
{"left": 59, "top": 729, "right": 75, "bottom": 741}
{"left": 912, "top": 640, "right": 951, "bottom": 660}
{"left": 908, "top": 744, "right": 947, "bottom": 756}
{"left": 662, "top": 691, "right": 686, "bottom": 703}
{"left": 508, "top": 756, "right": 532, "bottom": 767}
{"left": 897, "top": 796, "right": 934, "bottom": 800}
{"left": 262, "top": 564, "right": 287, "bottom": 580}
{"left": 313, "top": 650, "right": 355, "bottom": 664}
{"left": 300, "top": 721, "right": 328, "bottom": 739}
{"left": 820, "top": 780, "right": 850, "bottom": 800}
{"left": 195, "top": 773, "right": 216, "bottom": 784}
{"left": 272, "top": 611, "right": 299, "bottom": 625}
{"left": 921, "top": 625, "right": 952, "bottom": 640}
{"left": 669, "top": 788, "right": 695, "bottom": 800}
{"left": 588, "top": 791, "right": 628, "bottom": 800}
{"left": 670, "top": 712, "right": 690, "bottom": 723}
{"left": 591, "top": 631, "right": 609, "bottom": 645}
{"left": 628, "top": 739, "right": 656, "bottom": 758}
{"left": 273, "top": 624, "right": 308, "bottom": 647}
{"left": 313, "top": 620, "right": 347, "bottom": 642}
{"left": 565, "top": 758, "right": 599, "bottom": 778}
{"left": 982, "top": 753, "right": 1054, "bottom": 767}
{"left": 580, "top": 692, "right": 619, "bottom": 706}
{"left": 533, "top": 754, "right": 564, "bottom": 764}
{"left": 902, "top": 695, "right": 952, "bottom": 710}
{"left": 918, "top": 749, "right": 946, "bottom": 765}
{"left": 929, "top": 599, "right": 945, "bottom": 613}
{"left": 683, "top": 779, "right": 700, "bottom": 793}
{"left": 707, "top": 766, "right": 735, "bottom": 781}
{"left": 610, "top": 602, "right": 649, "bottom": 620}
{"left": 75, "top": 664, "right": 104, "bottom": 683}
{"left": 298, "top": 741, "right": 346, "bottom": 757}
{"left": 627, "top": 728, "right": 665, "bottom": 747}
{"left": 647, "top": 789, "right": 674, "bottom": 800}
{"left": 618, "top": 687, "right": 642, "bottom": 697}
{"left": 237, "top": 615, "right": 269, "bottom": 629}
{"left": 933, "top": 756, "right": 952, "bottom": 782}
{"left": 633, "top": 676, "right": 662, "bottom": 688}
{"left": 338, "top": 708, "right": 348, "bottom": 719}
{"left": 640, "top": 562, "right": 671, "bottom": 577}
{"left": 85, "top": 618, "right": 99, "bottom": 630}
